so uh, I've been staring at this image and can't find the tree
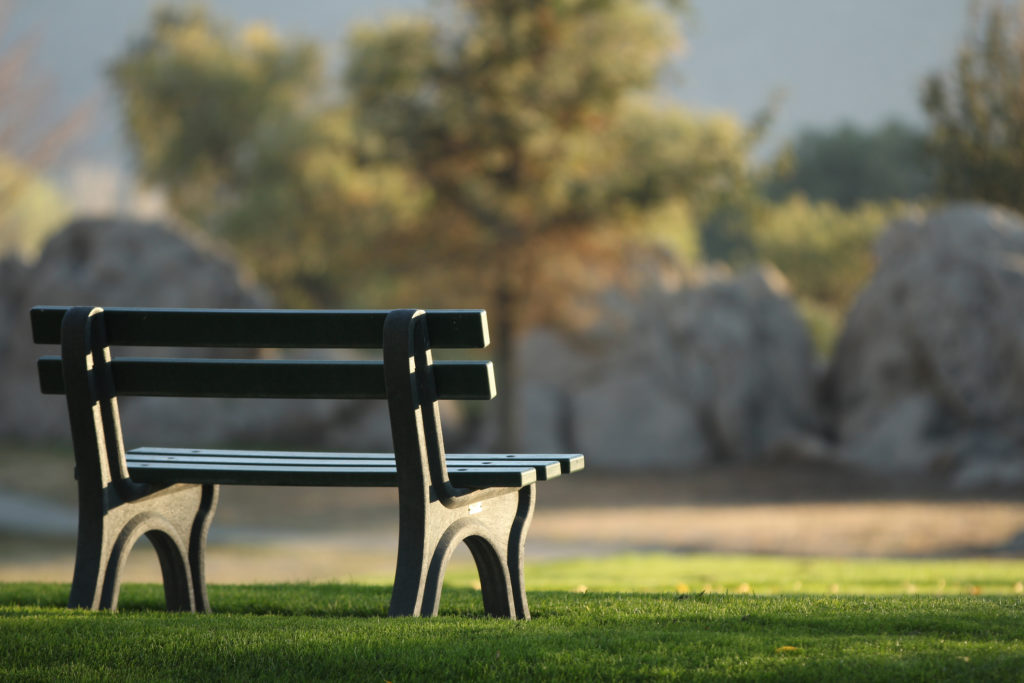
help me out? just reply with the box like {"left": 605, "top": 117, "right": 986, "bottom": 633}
{"left": 110, "top": 8, "right": 423, "bottom": 305}
{"left": 747, "top": 197, "right": 901, "bottom": 354}
{"left": 763, "top": 120, "right": 935, "bottom": 208}
{"left": 698, "top": 172, "right": 902, "bottom": 356}
{"left": 344, "top": 0, "right": 748, "bottom": 447}
{"left": 0, "top": 154, "right": 68, "bottom": 259}
{"left": 110, "top": 9, "right": 321, "bottom": 225}
{"left": 922, "top": 1, "right": 1024, "bottom": 211}
{"left": 111, "top": 2, "right": 751, "bottom": 449}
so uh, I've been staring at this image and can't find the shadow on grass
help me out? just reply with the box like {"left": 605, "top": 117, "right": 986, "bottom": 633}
{"left": 0, "top": 582, "right": 523, "bottom": 618}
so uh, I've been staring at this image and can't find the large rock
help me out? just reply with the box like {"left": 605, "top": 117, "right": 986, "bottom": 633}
{"left": 0, "top": 218, "right": 383, "bottom": 449}
{"left": 493, "top": 264, "right": 826, "bottom": 469}
{"left": 827, "top": 203, "right": 1024, "bottom": 487}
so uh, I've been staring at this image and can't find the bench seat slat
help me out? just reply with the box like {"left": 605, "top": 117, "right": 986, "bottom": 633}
{"left": 129, "top": 455, "right": 561, "bottom": 481}
{"left": 31, "top": 307, "right": 490, "bottom": 349}
{"left": 127, "top": 460, "right": 536, "bottom": 488}
{"left": 127, "top": 448, "right": 572, "bottom": 481}
{"left": 447, "top": 453, "right": 586, "bottom": 474}
{"left": 130, "top": 462, "right": 401, "bottom": 487}
{"left": 37, "top": 357, "right": 496, "bottom": 400}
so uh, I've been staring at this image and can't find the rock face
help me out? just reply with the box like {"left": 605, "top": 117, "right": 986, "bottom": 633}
{"left": 494, "top": 264, "right": 826, "bottom": 469}
{"left": 0, "top": 218, "right": 385, "bottom": 448}
{"left": 827, "top": 203, "right": 1024, "bottom": 487}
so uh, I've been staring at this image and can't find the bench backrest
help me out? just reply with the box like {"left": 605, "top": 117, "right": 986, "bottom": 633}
{"left": 32, "top": 307, "right": 494, "bottom": 399}
{"left": 31, "top": 306, "right": 494, "bottom": 502}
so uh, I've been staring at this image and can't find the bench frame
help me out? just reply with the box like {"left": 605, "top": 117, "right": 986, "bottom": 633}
{"left": 33, "top": 306, "right": 582, "bottom": 618}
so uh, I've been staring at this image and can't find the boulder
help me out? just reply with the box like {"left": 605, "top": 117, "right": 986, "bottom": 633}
{"left": 827, "top": 202, "right": 1024, "bottom": 487}
{"left": 490, "top": 263, "right": 827, "bottom": 469}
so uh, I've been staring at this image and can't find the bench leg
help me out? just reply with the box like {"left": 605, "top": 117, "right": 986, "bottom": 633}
{"left": 69, "top": 484, "right": 218, "bottom": 612}
{"left": 388, "top": 484, "right": 536, "bottom": 619}
{"left": 506, "top": 484, "right": 536, "bottom": 620}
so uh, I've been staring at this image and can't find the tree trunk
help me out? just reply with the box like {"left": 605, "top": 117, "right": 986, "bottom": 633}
{"left": 494, "top": 270, "right": 521, "bottom": 453}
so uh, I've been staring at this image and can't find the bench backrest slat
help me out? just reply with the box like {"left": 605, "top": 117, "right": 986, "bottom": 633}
{"left": 31, "top": 307, "right": 490, "bottom": 349}
{"left": 37, "top": 357, "right": 496, "bottom": 400}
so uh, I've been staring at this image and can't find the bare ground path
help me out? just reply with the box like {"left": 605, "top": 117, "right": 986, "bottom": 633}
{"left": 2, "top": 448, "right": 1023, "bottom": 584}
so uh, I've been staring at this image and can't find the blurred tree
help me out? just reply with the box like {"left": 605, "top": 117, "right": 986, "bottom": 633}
{"left": 763, "top": 120, "right": 935, "bottom": 208}
{"left": 922, "top": 1, "right": 1024, "bottom": 211}
{"left": 0, "top": 154, "right": 68, "bottom": 259}
{"left": 111, "top": 2, "right": 750, "bottom": 448}
{"left": 345, "top": 0, "right": 749, "bottom": 447}
{"left": 110, "top": 7, "right": 423, "bottom": 305}
{"left": 748, "top": 197, "right": 898, "bottom": 354}
{"left": 699, "top": 186, "right": 902, "bottom": 355}
{"left": 109, "top": 8, "right": 322, "bottom": 231}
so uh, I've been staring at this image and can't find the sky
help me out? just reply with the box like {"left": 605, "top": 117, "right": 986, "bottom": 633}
{"left": 4, "top": 0, "right": 983, "bottom": 212}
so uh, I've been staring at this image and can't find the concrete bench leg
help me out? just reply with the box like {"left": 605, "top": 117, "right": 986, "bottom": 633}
{"left": 388, "top": 484, "right": 536, "bottom": 619}
{"left": 69, "top": 483, "right": 218, "bottom": 612}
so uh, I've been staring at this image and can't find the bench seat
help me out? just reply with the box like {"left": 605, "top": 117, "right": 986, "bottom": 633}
{"left": 126, "top": 448, "right": 583, "bottom": 488}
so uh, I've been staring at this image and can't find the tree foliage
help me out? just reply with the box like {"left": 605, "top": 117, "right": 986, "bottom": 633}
{"left": 110, "top": 8, "right": 425, "bottom": 305}
{"left": 763, "top": 120, "right": 935, "bottom": 208}
{"left": 342, "top": 1, "right": 748, "bottom": 306}
{"left": 922, "top": 1, "right": 1024, "bottom": 211}
{"left": 749, "top": 197, "right": 900, "bottom": 354}
{"left": 110, "top": 9, "right": 321, "bottom": 225}
{"left": 343, "top": 1, "right": 749, "bottom": 445}
{"left": 0, "top": 153, "right": 68, "bottom": 259}
{"left": 750, "top": 198, "right": 891, "bottom": 307}
{"left": 699, "top": 187, "right": 903, "bottom": 355}
{"left": 111, "top": 2, "right": 752, "bottom": 447}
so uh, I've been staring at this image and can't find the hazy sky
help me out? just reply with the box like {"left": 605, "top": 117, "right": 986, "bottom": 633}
{"left": 6, "top": 0, "right": 980, "bottom": 182}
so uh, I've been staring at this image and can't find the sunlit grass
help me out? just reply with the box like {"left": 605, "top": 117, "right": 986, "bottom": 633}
{"left": 444, "top": 552, "right": 1024, "bottom": 596}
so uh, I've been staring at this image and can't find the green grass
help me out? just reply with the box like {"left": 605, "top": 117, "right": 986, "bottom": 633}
{"left": 2, "top": 553, "right": 1024, "bottom": 681}
{"left": 445, "top": 552, "right": 1024, "bottom": 595}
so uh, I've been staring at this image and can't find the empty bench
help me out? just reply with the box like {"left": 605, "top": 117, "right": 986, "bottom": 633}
{"left": 32, "top": 306, "right": 583, "bottom": 618}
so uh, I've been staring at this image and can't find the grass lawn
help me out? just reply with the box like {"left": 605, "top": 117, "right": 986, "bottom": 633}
{"left": 2, "top": 553, "right": 1023, "bottom": 681}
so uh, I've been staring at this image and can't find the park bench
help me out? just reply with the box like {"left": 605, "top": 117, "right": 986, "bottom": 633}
{"left": 31, "top": 305, "right": 583, "bottom": 619}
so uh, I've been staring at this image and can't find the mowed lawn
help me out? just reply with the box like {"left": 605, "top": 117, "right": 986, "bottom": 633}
{"left": 2, "top": 553, "right": 1023, "bottom": 681}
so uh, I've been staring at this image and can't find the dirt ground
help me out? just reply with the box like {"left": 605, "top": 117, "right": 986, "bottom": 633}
{"left": 2, "top": 452, "right": 1023, "bottom": 584}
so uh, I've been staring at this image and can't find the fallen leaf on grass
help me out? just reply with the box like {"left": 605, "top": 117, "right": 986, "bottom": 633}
{"left": 775, "top": 646, "right": 803, "bottom": 654}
